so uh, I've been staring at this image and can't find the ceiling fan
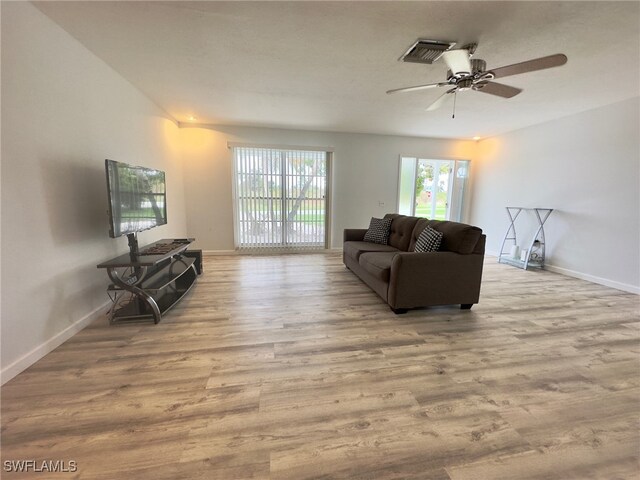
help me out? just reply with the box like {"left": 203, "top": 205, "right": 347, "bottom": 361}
{"left": 386, "top": 41, "right": 567, "bottom": 112}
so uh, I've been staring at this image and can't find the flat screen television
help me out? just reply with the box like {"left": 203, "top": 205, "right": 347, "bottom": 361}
{"left": 105, "top": 159, "right": 167, "bottom": 239}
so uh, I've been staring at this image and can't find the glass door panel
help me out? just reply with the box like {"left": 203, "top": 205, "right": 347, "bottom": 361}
{"left": 398, "top": 157, "right": 417, "bottom": 215}
{"left": 398, "top": 157, "right": 467, "bottom": 222}
{"left": 233, "top": 147, "right": 328, "bottom": 250}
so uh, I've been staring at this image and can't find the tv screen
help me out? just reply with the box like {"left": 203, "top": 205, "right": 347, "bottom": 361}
{"left": 105, "top": 159, "right": 167, "bottom": 238}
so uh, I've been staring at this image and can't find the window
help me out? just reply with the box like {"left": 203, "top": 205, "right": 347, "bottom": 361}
{"left": 397, "top": 157, "right": 469, "bottom": 222}
{"left": 231, "top": 146, "right": 330, "bottom": 250}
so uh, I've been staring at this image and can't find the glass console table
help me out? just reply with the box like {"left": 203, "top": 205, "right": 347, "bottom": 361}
{"left": 498, "top": 207, "right": 553, "bottom": 270}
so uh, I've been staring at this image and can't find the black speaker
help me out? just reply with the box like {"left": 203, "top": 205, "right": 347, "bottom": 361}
{"left": 183, "top": 249, "right": 203, "bottom": 275}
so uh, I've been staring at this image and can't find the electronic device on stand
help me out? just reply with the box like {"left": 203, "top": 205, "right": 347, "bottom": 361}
{"left": 97, "top": 159, "right": 199, "bottom": 324}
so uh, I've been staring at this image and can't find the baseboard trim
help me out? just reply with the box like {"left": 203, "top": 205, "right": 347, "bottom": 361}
{"left": 1, "top": 301, "right": 109, "bottom": 385}
{"left": 202, "top": 250, "right": 238, "bottom": 256}
{"left": 203, "top": 249, "right": 338, "bottom": 256}
{"left": 544, "top": 264, "right": 639, "bottom": 295}
{"left": 486, "top": 252, "right": 639, "bottom": 295}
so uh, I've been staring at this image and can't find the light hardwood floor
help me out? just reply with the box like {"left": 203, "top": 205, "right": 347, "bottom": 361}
{"left": 2, "top": 253, "right": 639, "bottom": 479}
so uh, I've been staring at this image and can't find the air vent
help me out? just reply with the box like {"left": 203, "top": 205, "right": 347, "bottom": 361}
{"left": 399, "top": 39, "right": 455, "bottom": 64}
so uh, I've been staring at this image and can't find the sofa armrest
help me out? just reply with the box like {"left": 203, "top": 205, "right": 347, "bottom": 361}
{"left": 344, "top": 228, "right": 368, "bottom": 242}
{"left": 388, "top": 251, "right": 485, "bottom": 308}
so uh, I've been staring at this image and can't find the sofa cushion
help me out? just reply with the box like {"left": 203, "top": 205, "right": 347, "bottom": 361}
{"left": 343, "top": 241, "right": 399, "bottom": 262}
{"left": 358, "top": 252, "right": 398, "bottom": 282}
{"left": 414, "top": 226, "right": 443, "bottom": 252}
{"left": 383, "top": 214, "right": 420, "bottom": 251}
{"left": 409, "top": 219, "right": 482, "bottom": 254}
{"left": 363, "top": 217, "right": 392, "bottom": 245}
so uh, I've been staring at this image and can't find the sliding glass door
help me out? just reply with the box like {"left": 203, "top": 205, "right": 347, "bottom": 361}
{"left": 232, "top": 146, "right": 329, "bottom": 250}
{"left": 398, "top": 157, "right": 469, "bottom": 222}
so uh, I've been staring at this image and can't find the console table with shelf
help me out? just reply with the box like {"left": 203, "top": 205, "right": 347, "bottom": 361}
{"left": 498, "top": 207, "right": 553, "bottom": 270}
{"left": 97, "top": 238, "right": 199, "bottom": 324}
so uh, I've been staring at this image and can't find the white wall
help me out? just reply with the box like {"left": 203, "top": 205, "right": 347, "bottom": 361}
{"left": 1, "top": 3, "right": 186, "bottom": 382}
{"left": 179, "top": 125, "right": 476, "bottom": 251}
{"left": 469, "top": 97, "right": 640, "bottom": 293}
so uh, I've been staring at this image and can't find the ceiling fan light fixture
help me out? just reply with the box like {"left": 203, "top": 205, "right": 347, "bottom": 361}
{"left": 399, "top": 39, "right": 455, "bottom": 64}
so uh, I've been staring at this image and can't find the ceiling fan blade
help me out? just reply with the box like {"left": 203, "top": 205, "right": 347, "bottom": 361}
{"left": 386, "top": 82, "right": 449, "bottom": 95}
{"left": 474, "top": 81, "right": 522, "bottom": 98}
{"left": 489, "top": 54, "right": 567, "bottom": 79}
{"left": 442, "top": 49, "right": 472, "bottom": 75}
{"left": 426, "top": 88, "right": 456, "bottom": 111}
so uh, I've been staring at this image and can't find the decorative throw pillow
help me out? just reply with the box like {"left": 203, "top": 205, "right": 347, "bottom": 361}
{"left": 414, "top": 226, "right": 443, "bottom": 252}
{"left": 363, "top": 217, "right": 392, "bottom": 245}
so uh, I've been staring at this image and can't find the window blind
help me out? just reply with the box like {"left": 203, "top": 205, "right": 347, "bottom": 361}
{"left": 232, "top": 146, "right": 328, "bottom": 250}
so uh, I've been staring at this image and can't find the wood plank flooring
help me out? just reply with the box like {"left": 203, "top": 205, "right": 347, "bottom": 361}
{"left": 2, "top": 253, "right": 639, "bottom": 479}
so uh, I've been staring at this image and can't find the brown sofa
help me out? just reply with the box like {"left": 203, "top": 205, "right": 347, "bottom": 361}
{"left": 343, "top": 213, "right": 485, "bottom": 313}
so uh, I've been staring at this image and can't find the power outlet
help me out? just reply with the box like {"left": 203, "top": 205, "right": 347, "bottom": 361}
{"left": 378, "top": 201, "right": 385, "bottom": 207}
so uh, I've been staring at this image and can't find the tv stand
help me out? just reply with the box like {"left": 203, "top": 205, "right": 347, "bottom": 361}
{"left": 97, "top": 238, "right": 198, "bottom": 324}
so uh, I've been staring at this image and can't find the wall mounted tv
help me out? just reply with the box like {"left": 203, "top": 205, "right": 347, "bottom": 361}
{"left": 105, "top": 159, "right": 167, "bottom": 239}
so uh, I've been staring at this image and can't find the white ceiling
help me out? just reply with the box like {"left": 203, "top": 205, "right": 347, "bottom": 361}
{"left": 35, "top": 1, "right": 640, "bottom": 139}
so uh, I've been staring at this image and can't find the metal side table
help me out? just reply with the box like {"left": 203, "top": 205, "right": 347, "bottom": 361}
{"left": 498, "top": 207, "right": 553, "bottom": 270}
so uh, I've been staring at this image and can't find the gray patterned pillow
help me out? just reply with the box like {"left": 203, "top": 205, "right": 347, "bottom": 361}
{"left": 414, "top": 226, "right": 443, "bottom": 252}
{"left": 363, "top": 217, "right": 392, "bottom": 245}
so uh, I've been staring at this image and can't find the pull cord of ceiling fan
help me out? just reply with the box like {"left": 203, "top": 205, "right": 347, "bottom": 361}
{"left": 452, "top": 91, "right": 457, "bottom": 119}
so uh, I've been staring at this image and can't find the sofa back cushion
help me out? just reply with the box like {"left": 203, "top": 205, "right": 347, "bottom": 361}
{"left": 409, "top": 218, "right": 483, "bottom": 254}
{"left": 383, "top": 214, "right": 420, "bottom": 251}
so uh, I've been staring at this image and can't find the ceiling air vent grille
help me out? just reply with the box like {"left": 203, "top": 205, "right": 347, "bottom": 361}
{"left": 399, "top": 39, "right": 455, "bottom": 64}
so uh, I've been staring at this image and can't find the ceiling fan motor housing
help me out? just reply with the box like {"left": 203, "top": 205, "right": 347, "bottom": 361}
{"left": 457, "top": 79, "right": 473, "bottom": 91}
{"left": 447, "top": 58, "right": 487, "bottom": 82}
